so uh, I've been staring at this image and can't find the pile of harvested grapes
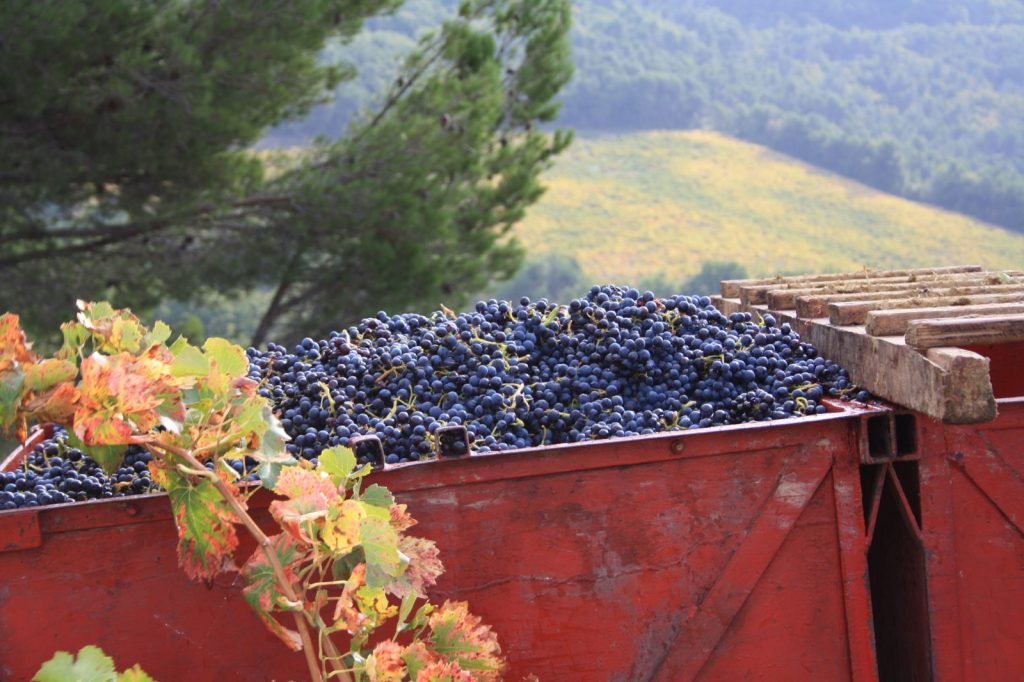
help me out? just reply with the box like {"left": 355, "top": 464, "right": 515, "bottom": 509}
{"left": 1, "top": 286, "right": 866, "bottom": 510}
{"left": 247, "top": 285, "right": 866, "bottom": 466}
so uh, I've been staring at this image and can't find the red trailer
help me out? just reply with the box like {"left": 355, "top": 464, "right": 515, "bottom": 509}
{"left": 717, "top": 265, "right": 1024, "bottom": 682}
{"left": 1, "top": 402, "right": 883, "bottom": 681}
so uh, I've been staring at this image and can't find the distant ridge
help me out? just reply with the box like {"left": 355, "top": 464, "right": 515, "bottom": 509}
{"left": 513, "top": 131, "right": 1024, "bottom": 284}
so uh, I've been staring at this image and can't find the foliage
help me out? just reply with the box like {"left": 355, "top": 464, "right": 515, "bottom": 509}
{"left": 2, "top": 302, "right": 506, "bottom": 682}
{"left": 274, "top": 0, "right": 1024, "bottom": 234}
{"left": 509, "top": 131, "right": 1024, "bottom": 285}
{"left": 0, "top": 0, "right": 574, "bottom": 347}
{"left": 33, "top": 645, "right": 154, "bottom": 682}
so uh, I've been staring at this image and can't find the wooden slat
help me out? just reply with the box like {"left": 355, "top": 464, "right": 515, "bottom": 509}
{"left": 795, "top": 283, "right": 1024, "bottom": 318}
{"left": 720, "top": 265, "right": 982, "bottom": 298}
{"left": 740, "top": 270, "right": 1014, "bottom": 306}
{"left": 905, "top": 314, "right": 1024, "bottom": 349}
{"left": 770, "top": 274, "right": 1024, "bottom": 311}
{"left": 780, "top": 315, "right": 996, "bottom": 423}
{"left": 865, "top": 303, "right": 1024, "bottom": 336}
{"left": 828, "top": 292, "right": 1024, "bottom": 326}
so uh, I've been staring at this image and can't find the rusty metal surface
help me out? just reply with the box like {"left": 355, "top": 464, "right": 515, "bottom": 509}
{"left": 0, "top": 409, "right": 880, "bottom": 681}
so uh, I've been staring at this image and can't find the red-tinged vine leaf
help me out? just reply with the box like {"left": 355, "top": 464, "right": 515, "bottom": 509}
{"left": 241, "top": 533, "right": 307, "bottom": 652}
{"left": 74, "top": 352, "right": 182, "bottom": 454}
{"left": 333, "top": 563, "right": 368, "bottom": 633}
{"left": 76, "top": 301, "right": 147, "bottom": 354}
{"left": 167, "top": 472, "right": 240, "bottom": 582}
{"left": 387, "top": 535, "right": 444, "bottom": 600}
{"left": 403, "top": 642, "right": 439, "bottom": 681}
{"left": 365, "top": 640, "right": 407, "bottom": 682}
{"left": 354, "top": 583, "right": 398, "bottom": 630}
{"left": 273, "top": 465, "right": 339, "bottom": 501}
{"left": 23, "top": 358, "right": 77, "bottom": 392}
{"left": 268, "top": 493, "right": 331, "bottom": 544}
{"left": 390, "top": 503, "right": 418, "bottom": 533}
{"left": 414, "top": 659, "right": 475, "bottom": 682}
{"left": 323, "top": 499, "right": 367, "bottom": 555}
{"left": 0, "top": 313, "right": 35, "bottom": 366}
{"left": 427, "top": 601, "right": 506, "bottom": 681}
{"left": 21, "top": 381, "right": 80, "bottom": 424}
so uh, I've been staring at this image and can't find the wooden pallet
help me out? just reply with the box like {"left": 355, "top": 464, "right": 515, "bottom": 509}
{"left": 713, "top": 265, "right": 1024, "bottom": 423}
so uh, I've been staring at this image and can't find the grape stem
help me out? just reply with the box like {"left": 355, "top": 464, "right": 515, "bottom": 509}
{"left": 143, "top": 439, "right": 353, "bottom": 682}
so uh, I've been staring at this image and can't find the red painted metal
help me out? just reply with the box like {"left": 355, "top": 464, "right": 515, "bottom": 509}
{"left": 919, "top": 396, "right": 1024, "bottom": 682}
{"left": 0, "top": 408, "right": 881, "bottom": 681}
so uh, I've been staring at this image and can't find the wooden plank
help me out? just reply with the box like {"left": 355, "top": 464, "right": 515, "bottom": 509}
{"left": 829, "top": 292, "right": 1024, "bottom": 326}
{"left": 762, "top": 274, "right": 1024, "bottom": 309}
{"left": 719, "top": 265, "right": 982, "bottom": 298}
{"left": 905, "top": 314, "right": 1024, "bottom": 349}
{"left": 788, "top": 318, "right": 996, "bottom": 423}
{"left": 866, "top": 302, "right": 1024, "bottom": 336}
{"left": 742, "top": 271, "right": 1017, "bottom": 307}
{"left": 796, "top": 283, "right": 1024, "bottom": 318}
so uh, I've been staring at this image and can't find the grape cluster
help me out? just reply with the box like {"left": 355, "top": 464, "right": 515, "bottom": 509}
{"left": 247, "top": 286, "right": 867, "bottom": 466}
{"left": 0, "top": 430, "right": 158, "bottom": 511}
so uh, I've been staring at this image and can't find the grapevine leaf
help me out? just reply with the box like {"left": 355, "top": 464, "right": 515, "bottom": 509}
{"left": 22, "top": 382, "right": 80, "bottom": 425}
{"left": 273, "top": 466, "right": 338, "bottom": 501}
{"left": 354, "top": 583, "right": 398, "bottom": 629}
{"left": 0, "top": 363, "right": 24, "bottom": 433}
{"left": 56, "top": 321, "right": 89, "bottom": 361}
{"left": 331, "top": 546, "right": 366, "bottom": 581}
{"left": 65, "top": 430, "right": 126, "bottom": 474}
{"left": 32, "top": 645, "right": 117, "bottom": 682}
{"left": 360, "top": 508, "right": 403, "bottom": 589}
{"left": 414, "top": 659, "right": 475, "bottom": 682}
{"left": 361, "top": 483, "right": 395, "bottom": 509}
{"left": 318, "top": 445, "right": 356, "bottom": 483}
{"left": 268, "top": 493, "right": 331, "bottom": 544}
{"left": 403, "top": 641, "right": 437, "bottom": 681}
{"left": 118, "top": 667, "right": 157, "bottom": 682}
{"left": 23, "top": 359, "right": 77, "bottom": 392}
{"left": 387, "top": 535, "right": 444, "bottom": 600}
{"left": 0, "top": 313, "right": 36, "bottom": 365}
{"left": 323, "top": 499, "right": 366, "bottom": 555}
{"left": 427, "top": 601, "right": 506, "bottom": 679}
{"left": 202, "top": 338, "right": 248, "bottom": 378}
{"left": 167, "top": 472, "right": 239, "bottom": 581}
{"left": 170, "top": 343, "right": 209, "bottom": 377}
{"left": 142, "top": 320, "right": 172, "bottom": 349}
{"left": 365, "top": 641, "right": 407, "bottom": 682}
{"left": 241, "top": 533, "right": 306, "bottom": 652}
{"left": 110, "top": 316, "right": 143, "bottom": 353}
{"left": 389, "top": 503, "right": 418, "bottom": 532}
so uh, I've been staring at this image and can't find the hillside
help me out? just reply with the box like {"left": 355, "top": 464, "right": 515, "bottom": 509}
{"left": 511, "top": 131, "right": 1024, "bottom": 285}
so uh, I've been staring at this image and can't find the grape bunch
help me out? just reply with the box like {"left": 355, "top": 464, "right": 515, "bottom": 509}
{"left": 247, "top": 286, "right": 868, "bottom": 467}
{"left": 0, "top": 430, "right": 158, "bottom": 511}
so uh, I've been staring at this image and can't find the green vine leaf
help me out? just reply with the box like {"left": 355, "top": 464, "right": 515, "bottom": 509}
{"left": 202, "top": 338, "right": 248, "bottom": 378}
{"left": 360, "top": 484, "right": 395, "bottom": 509}
{"left": 32, "top": 645, "right": 155, "bottom": 682}
{"left": 361, "top": 508, "right": 403, "bottom": 589}
{"left": 23, "top": 358, "right": 77, "bottom": 392}
{"left": 318, "top": 445, "right": 356, "bottom": 484}
{"left": 167, "top": 472, "right": 239, "bottom": 582}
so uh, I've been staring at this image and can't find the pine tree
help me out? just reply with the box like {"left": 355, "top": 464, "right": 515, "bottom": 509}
{"left": 0, "top": 0, "right": 573, "bottom": 344}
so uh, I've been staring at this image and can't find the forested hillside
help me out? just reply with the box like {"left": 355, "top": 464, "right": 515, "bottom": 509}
{"left": 269, "top": 0, "right": 1024, "bottom": 233}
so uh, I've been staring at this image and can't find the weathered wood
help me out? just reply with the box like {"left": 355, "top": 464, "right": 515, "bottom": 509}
{"left": 829, "top": 292, "right": 1024, "bottom": 326}
{"left": 796, "top": 283, "right": 1024, "bottom": 318}
{"left": 720, "top": 264, "right": 982, "bottom": 298}
{"left": 777, "top": 314, "right": 996, "bottom": 423}
{"left": 905, "top": 314, "right": 1024, "bottom": 349}
{"left": 761, "top": 274, "right": 1024, "bottom": 309}
{"left": 740, "top": 270, "right": 1015, "bottom": 306}
{"left": 865, "top": 302, "right": 1024, "bottom": 336}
